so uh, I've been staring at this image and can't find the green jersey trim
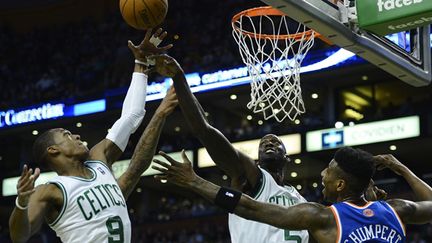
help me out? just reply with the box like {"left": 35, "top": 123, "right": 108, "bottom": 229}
{"left": 67, "top": 166, "right": 97, "bottom": 182}
{"left": 284, "top": 185, "right": 295, "bottom": 193}
{"left": 253, "top": 170, "right": 266, "bottom": 200}
{"left": 85, "top": 160, "right": 115, "bottom": 177}
{"left": 48, "top": 182, "right": 68, "bottom": 227}
{"left": 85, "top": 160, "right": 111, "bottom": 171}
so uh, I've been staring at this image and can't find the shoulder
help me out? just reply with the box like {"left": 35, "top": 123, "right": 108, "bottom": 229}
{"left": 387, "top": 199, "right": 414, "bottom": 210}
{"left": 386, "top": 198, "right": 417, "bottom": 224}
{"left": 309, "top": 202, "right": 333, "bottom": 216}
{"left": 387, "top": 199, "right": 415, "bottom": 214}
{"left": 34, "top": 183, "right": 62, "bottom": 199}
{"left": 89, "top": 140, "right": 109, "bottom": 163}
{"left": 294, "top": 202, "right": 333, "bottom": 219}
{"left": 298, "top": 202, "right": 335, "bottom": 229}
{"left": 317, "top": 204, "right": 338, "bottom": 229}
{"left": 32, "top": 183, "right": 63, "bottom": 207}
{"left": 89, "top": 138, "right": 121, "bottom": 165}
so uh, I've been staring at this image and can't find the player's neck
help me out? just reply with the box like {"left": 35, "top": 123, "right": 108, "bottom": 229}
{"left": 338, "top": 193, "right": 368, "bottom": 206}
{"left": 263, "top": 168, "right": 284, "bottom": 185}
{"left": 54, "top": 157, "right": 91, "bottom": 178}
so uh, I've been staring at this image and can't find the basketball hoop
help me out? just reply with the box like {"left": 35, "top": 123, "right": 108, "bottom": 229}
{"left": 232, "top": 6, "right": 326, "bottom": 122}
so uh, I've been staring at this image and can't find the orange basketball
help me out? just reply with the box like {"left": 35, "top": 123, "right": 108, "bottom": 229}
{"left": 119, "top": 0, "right": 168, "bottom": 30}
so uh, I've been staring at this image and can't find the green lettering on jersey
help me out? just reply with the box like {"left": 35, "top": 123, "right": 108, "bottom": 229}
{"left": 268, "top": 195, "right": 299, "bottom": 207}
{"left": 95, "top": 185, "right": 111, "bottom": 207}
{"left": 76, "top": 183, "right": 126, "bottom": 221}
{"left": 90, "top": 188, "right": 108, "bottom": 210}
{"left": 84, "top": 190, "right": 101, "bottom": 215}
{"left": 112, "top": 185, "right": 126, "bottom": 207}
{"left": 102, "top": 184, "right": 117, "bottom": 205}
{"left": 77, "top": 195, "right": 93, "bottom": 220}
{"left": 105, "top": 184, "right": 121, "bottom": 206}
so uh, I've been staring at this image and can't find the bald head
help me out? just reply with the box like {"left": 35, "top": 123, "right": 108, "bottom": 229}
{"left": 32, "top": 128, "right": 61, "bottom": 165}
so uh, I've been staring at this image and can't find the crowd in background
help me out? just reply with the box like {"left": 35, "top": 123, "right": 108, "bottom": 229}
{"left": 0, "top": 0, "right": 258, "bottom": 110}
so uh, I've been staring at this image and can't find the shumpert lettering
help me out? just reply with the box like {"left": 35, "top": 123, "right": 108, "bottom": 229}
{"left": 344, "top": 224, "right": 403, "bottom": 243}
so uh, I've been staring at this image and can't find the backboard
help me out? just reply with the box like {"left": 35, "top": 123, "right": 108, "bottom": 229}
{"left": 260, "top": 0, "right": 431, "bottom": 87}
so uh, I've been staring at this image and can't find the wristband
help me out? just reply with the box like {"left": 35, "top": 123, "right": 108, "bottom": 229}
{"left": 15, "top": 197, "right": 28, "bottom": 210}
{"left": 214, "top": 187, "right": 241, "bottom": 213}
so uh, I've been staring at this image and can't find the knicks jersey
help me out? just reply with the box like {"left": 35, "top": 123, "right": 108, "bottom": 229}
{"left": 48, "top": 161, "right": 131, "bottom": 243}
{"left": 330, "top": 201, "right": 406, "bottom": 243}
{"left": 229, "top": 168, "right": 309, "bottom": 243}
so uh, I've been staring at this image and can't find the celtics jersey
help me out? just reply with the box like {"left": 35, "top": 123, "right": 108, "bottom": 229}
{"left": 48, "top": 161, "right": 131, "bottom": 243}
{"left": 228, "top": 168, "right": 309, "bottom": 243}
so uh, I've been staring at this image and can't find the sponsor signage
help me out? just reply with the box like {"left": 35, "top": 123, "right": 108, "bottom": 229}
{"left": 2, "top": 48, "right": 361, "bottom": 129}
{"left": 198, "top": 134, "right": 301, "bottom": 168}
{"left": 0, "top": 103, "right": 64, "bottom": 128}
{"left": 306, "top": 116, "right": 420, "bottom": 151}
{"left": 357, "top": 0, "right": 432, "bottom": 35}
{"left": 0, "top": 99, "right": 106, "bottom": 129}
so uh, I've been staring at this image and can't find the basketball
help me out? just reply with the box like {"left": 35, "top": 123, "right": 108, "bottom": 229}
{"left": 119, "top": 0, "right": 168, "bottom": 30}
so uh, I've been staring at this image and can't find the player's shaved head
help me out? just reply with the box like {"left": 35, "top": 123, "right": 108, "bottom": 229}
{"left": 32, "top": 128, "right": 62, "bottom": 165}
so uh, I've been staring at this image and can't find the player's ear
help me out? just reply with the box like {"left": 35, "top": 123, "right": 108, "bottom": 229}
{"left": 336, "top": 179, "right": 346, "bottom": 192}
{"left": 47, "top": 145, "right": 60, "bottom": 156}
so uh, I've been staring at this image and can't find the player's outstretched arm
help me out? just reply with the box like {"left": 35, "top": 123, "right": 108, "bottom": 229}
{"left": 378, "top": 155, "right": 432, "bottom": 225}
{"left": 152, "top": 54, "right": 259, "bottom": 185}
{"left": 9, "top": 165, "right": 62, "bottom": 243}
{"left": 90, "top": 28, "right": 173, "bottom": 166}
{"left": 152, "top": 152, "right": 330, "bottom": 232}
{"left": 388, "top": 199, "right": 432, "bottom": 225}
{"left": 376, "top": 154, "right": 432, "bottom": 201}
{"left": 117, "top": 87, "right": 177, "bottom": 200}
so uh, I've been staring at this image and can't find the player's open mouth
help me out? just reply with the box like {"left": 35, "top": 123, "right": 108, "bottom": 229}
{"left": 265, "top": 148, "right": 275, "bottom": 153}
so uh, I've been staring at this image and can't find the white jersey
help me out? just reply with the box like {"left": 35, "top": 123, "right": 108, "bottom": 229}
{"left": 229, "top": 168, "right": 309, "bottom": 243}
{"left": 48, "top": 161, "right": 131, "bottom": 243}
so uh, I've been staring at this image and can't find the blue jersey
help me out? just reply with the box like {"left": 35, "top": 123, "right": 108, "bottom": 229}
{"left": 330, "top": 201, "right": 406, "bottom": 243}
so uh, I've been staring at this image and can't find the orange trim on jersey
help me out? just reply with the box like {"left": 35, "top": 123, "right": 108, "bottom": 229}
{"left": 329, "top": 206, "right": 341, "bottom": 243}
{"left": 387, "top": 203, "right": 407, "bottom": 236}
{"left": 343, "top": 201, "right": 373, "bottom": 209}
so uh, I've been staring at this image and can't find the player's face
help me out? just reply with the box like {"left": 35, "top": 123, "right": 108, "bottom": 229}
{"left": 320, "top": 160, "right": 340, "bottom": 202}
{"left": 258, "top": 134, "right": 287, "bottom": 170}
{"left": 52, "top": 128, "right": 89, "bottom": 159}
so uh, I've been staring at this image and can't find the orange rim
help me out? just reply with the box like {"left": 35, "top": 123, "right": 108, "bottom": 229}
{"left": 232, "top": 6, "right": 326, "bottom": 42}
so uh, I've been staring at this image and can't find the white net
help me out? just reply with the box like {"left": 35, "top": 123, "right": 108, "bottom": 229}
{"left": 232, "top": 9, "right": 316, "bottom": 122}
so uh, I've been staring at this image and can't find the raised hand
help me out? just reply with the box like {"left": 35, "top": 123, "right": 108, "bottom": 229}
{"left": 16, "top": 164, "right": 40, "bottom": 208}
{"left": 365, "top": 180, "right": 388, "bottom": 201}
{"left": 151, "top": 54, "right": 184, "bottom": 78}
{"left": 156, "top": 86, "right": 178, "bottom": 116}
{"left": 374, "top": 154, "right": 407, "bottom": 175}
{"left": 128, "top": 28, "right": 173, "bottom": 62}
{"left": 152, "top": 150, "right": 197, "bottom": 187}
